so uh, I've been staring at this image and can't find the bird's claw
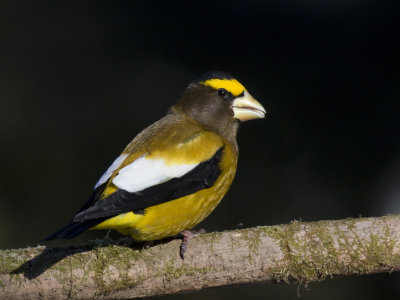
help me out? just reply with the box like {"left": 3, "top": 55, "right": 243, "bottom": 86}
{"left": 142, "top": 240, "right": 155, "bottom": 249}
{"left": 233, "top": 222, "right": 244, "bottom": 230}
{"left": 102, "top": 230, "right": 113, "bottom": 244}
{"left": 179, "top": 229, "right": 206, "bottom": 259}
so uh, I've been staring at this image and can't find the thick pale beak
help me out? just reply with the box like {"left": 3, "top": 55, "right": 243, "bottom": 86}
{"left": 231, "top": 91, "right": 266, "bottom": 121}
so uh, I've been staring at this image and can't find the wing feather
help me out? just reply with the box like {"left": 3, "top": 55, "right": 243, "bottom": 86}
{"left": 112, "top": 155, "right": 198, "bottom": 193}
{"left": 73, "top": 147, "right": 223, "bottom": 221}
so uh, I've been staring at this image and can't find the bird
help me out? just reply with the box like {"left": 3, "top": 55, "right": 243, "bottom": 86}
{"left": 43, "top": 71, "right": 266, "bottom": 258}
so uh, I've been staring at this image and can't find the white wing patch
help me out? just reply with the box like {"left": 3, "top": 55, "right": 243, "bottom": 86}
{"left": 94, "top": 154, "right": 129, "bottom": 189}
{"left": 112, "top": 155, "right": 198, "bottom": 193}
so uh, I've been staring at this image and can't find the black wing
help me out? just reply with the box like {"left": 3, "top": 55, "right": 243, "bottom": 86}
{"left": 72, "top": 147, "right": 224, "bottom": 222}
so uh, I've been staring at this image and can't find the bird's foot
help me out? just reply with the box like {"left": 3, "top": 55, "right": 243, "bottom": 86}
{"left": 232, "top": 222, "right": 244, "bottom": 230}
{"left": 102, "top": 230, "right": 113, "bottom": 244}
{"left": 142, "top": 240, "right": 155, "bottom": 249}
{"left": 180, "top": 229, "right": 206, "bottom": 259}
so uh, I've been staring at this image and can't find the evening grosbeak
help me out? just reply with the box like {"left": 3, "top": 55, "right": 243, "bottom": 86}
{"left": 44, "top": 71, "right": 266, "bottom": 258}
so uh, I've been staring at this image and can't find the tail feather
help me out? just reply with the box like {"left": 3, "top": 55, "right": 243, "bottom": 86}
{"left": 42, "top": 218, "right": 107, "bottom": 241}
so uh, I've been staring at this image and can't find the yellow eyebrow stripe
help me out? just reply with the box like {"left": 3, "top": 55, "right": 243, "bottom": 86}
{"left": 201, "top": 78, "right": 246, "bottom": 96}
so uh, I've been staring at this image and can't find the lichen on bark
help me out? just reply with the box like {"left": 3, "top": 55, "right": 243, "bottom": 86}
{"left": 261, "top": 216, "right": 400, "bottom": 284}
{"left": 1, "top": 215, "right": 400, "bottom": 299}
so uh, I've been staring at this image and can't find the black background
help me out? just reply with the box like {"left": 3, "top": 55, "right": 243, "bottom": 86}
{"left": 1, "top": 1, "right": 400, "bottom": 299}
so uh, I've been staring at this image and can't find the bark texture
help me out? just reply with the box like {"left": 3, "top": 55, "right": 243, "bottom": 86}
{"left": 1, "top": 215, "right": 400, "bottom": 299}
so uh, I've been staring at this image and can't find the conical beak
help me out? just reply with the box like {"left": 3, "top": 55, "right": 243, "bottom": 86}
{"left": 231, "top": 91, "right": 266, "bottom": 121}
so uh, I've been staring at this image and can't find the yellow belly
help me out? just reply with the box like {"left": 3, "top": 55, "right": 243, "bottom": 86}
{"left": 91, "top": 146, "right": 237, "bottom": 241}
{"left": 92, "top": 171, "right": 233, "bottom": 240}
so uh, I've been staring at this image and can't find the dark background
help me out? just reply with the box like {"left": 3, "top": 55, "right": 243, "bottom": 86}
{"left": 1, "top": 1, "right": 400, "bottom": 299}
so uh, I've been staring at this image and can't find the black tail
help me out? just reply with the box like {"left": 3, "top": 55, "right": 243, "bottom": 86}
{"left": 42, "top": 218, "right": 107, "bottom": 241}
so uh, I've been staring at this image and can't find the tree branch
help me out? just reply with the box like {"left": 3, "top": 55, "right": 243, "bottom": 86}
{"left": 1, "top": 215, "right": 400, "bottom": 299}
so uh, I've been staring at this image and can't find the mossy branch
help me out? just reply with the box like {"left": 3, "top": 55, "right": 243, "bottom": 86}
{"left": 1, "top": 215, "right": 400, "bottom": 299}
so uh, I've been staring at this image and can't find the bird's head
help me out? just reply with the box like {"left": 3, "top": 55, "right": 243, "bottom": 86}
{"left": 173, "top": 71, "right": 266, "bottom": 137}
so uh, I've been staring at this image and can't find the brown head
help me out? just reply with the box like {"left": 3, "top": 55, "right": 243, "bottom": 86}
{"left": 172, "top": 71, "right": 266, "bottom": 140}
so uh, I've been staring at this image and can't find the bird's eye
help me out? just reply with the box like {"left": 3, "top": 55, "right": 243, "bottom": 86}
{"left": 217, "top": 88, "right": 228, "bottom": 98}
